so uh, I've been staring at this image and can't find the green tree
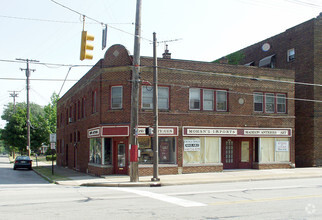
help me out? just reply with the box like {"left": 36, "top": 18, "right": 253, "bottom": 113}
{"left": 44, "top": 93, "right": 58, "bottom": 135}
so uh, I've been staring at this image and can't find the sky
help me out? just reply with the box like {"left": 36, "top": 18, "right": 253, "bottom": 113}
{"left": 0, "top": 0, "right": 321, "bottom": 128}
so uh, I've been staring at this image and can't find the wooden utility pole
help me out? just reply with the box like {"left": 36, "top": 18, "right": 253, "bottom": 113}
{"left": 9, "top": 91, "right": 19, "bottom": 113}
{"left": 151, "top": 32, "right": 160, "bottom": 181}
{"left": 16, "top": 58, "right": 39, "bottom": 156}
{"left": 130, "top": 0, "right": 142, "bottom": 182}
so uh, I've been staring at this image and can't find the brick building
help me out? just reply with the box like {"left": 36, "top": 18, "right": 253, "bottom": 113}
{"left": 217, "top": 13, "right": 321, "bottom": 167}
{"left": 56, "top": 44, "right": 295, "bottom": 176}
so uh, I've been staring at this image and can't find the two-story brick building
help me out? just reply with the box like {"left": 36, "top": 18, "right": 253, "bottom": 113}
{"left": 56, "top": 44, "right": 295, "bottom": 176}
{"left": 216, "top": 13, "right": 321, "bottom": 167}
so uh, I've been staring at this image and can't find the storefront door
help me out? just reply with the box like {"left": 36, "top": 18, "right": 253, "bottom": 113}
{"left": 113, "top": 139, "right": 128, "bottom": 175}
{"left": 222, "top": 138, "right": 238, "bottom": 169}
{"left": 222, "top": 138, "right": 253, "bottom": 169}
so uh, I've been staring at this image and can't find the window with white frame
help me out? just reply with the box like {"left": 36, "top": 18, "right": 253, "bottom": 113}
{"left": 254, "top": 92, "right": 287, "bottom": 114}
{"left": 287, "top": 48, "right": 295, "bottom": 62}
{"left": 189, "top": 88, "right": 201, "bottom": 110}
{"left": 265, "top": 93, "right": 275, "bottom": 113}
{"left": 254, "top": 92, "right": 264, "bottom": 112}
{"left": 190, "top": 88, "right": 228, "bottom": 112}
{"left": 142, "top": 86, "right": 169, "bottom": 110}
{"left": 216, "top": 90, "right": 227, "bottom": 111}
{"left": 111, "top": 86, "right": 123, "bottom": 109}
{"left": 203, "top": 89, "right": 214, "bottom": 110}
{"left": 277, "top": 94, "right": 286, "bottom": 113}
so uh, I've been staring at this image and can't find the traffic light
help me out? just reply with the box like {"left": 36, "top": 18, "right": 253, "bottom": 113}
{"left": 80, "top": 31, "right": 94, "bottom": 60}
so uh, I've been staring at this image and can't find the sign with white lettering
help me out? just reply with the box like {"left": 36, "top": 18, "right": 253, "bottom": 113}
{"left": 138, "top": 126, "right": 178, "bottom": 136}
{"left": 183, "top": 127, "right": 292, "bottom": 137}
{"left": 244, "top": 130, "right": 289, "bottom": 136}
{"left": 185, "top": 128, "right": 237, "bottom": 136}
{"left": 184, "top": 139, "right": 200, "bottom": 151}
{"left": 87, "top": 128, "right": 100, "bottom": 138}
{"left": 276, "top": 141, "right": 289, "bottom": 152}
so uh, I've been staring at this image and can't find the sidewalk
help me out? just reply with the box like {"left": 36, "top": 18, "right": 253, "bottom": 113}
{"left": 33, "top": 161, "right": 322, "bottom": 187}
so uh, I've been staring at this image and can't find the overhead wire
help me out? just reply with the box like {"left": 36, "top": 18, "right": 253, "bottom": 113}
{"left": 49, "top": 0, "right": 152, "bottom": 43}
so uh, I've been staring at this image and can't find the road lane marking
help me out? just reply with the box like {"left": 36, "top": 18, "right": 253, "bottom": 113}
{"left": 210, "top": 194, "right": 322, "bottom": 206}
{"left": 114, "top": 188, "right": 207, "bottom": 207}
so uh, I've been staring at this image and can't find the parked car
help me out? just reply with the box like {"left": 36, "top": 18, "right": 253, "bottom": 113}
{"left": 13, "top": 156, "right": 32, "bottom": 170}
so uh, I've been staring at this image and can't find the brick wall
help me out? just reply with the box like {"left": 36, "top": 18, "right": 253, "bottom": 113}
{"left": 57, "top": 44, "right": 296, "bottom": 176}
{"left": 223, "top": 15, "right": 321, "bottom": 167}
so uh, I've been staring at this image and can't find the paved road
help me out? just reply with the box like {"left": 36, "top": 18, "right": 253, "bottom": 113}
{"left": 0, "top": 155, "right": 47, "bottom": 184}
{"left": 1, "top": 155, "right": 321, "bottom": 219}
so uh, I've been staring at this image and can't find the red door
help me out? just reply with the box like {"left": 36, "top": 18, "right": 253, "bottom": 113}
{"left": 222, "top": 138, "right": 238, "bottom": 169}
{"left": 113, "top": 139, "right": 128, "bottom": 175}
{"left": 222, "top": 138, "right": 253, "bottom": 169}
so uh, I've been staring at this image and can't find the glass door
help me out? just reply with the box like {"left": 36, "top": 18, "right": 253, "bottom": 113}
{"left": 113, "top": 139, "right": 128, "bottom": 175}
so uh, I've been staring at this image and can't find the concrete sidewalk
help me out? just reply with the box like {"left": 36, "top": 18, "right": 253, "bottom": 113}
{"left": 33, "top": 162, "right": 322, "bottom": 187}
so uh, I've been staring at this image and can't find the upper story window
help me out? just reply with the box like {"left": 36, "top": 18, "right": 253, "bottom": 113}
{"left": 92, "top": 90, "right": 97, "bottom": 113}
{"left": 254, "top": 92, "right": 287, "bottom": 114}
{"left": 254, "top": 92, "right": 264, "bottom": 112}
{"left": 287, "top": 48, "right": 295, "bottom": 62}
{"left": 82, "top": 97, "right": 86, "bottom": 118}
{"left": 141, "top": 85, "right": 169, "bottom": 110}
{"left": 111, "top": 86, "right": 123, "bottom": 109}
{"left": 190, "top": 88, "right": 228, "bottom": 112}
{"left": 189, "top": 88, "right": 201, "bottom": 110}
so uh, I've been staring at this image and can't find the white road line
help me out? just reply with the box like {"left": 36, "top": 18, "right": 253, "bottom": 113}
{"left": 114, "top": 188, "right": 207, "bottom": 207}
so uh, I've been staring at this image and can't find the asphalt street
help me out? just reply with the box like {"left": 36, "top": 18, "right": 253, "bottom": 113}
{"left": 1, "top": 155, "right": 322, "bottom": 219}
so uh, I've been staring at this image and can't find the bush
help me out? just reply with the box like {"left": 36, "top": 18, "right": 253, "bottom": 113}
{"left": 46, "top": 154, "right": 56, "bottom": 161}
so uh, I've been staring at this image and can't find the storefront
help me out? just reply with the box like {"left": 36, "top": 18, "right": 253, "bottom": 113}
{"left": 182, "top": 127, "right": 293, "bottom": 170}
{"left": 87, "top": 125, "right": 178, "bottom": 176}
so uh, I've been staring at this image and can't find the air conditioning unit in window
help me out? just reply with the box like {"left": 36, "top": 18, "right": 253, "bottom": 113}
{"left": 143, "top": 103, "right": 152, "bottom": 109}
{"left": 68, "top": 117, "right": 73, "bottom": 123}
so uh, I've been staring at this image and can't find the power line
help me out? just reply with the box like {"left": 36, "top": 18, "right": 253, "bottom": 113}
{"left": 153, "top": 65, "right": 322, "bottom": 87}
{"left": 50, "top": 0, "right": 152, "bottom": 42}
{"left": 0, "top": 14, "right": 133, "bottom": 25}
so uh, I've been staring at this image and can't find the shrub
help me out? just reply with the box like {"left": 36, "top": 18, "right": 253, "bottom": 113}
{"left": 46, "top": 154, "right": 56, "bottom": 161}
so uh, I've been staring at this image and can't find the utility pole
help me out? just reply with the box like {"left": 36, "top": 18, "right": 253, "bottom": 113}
{"left": 129, "top": 0, "right": 142, "bottom": 182}
{"left": 16, "top": 58, "right": 39, "bottom": 157}
{"left": 151, "top": 32, "right": 160, "bottom": 181}
{"left": 9, "top": 91, "right": 19, "bottom": 113}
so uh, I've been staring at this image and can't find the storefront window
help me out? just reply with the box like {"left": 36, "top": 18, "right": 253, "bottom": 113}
{"left": 183, "top": 137, "right": 220, "bottom": 164}
{"left": 104, "top": 138, "right": 112, "bottom": 165}
{"left": 89, "top": 138, "right": 102, "bottom": 164}
{"left": 138, "top": 137, "right": 176, "bottom": 164}
{"left": 260, "top": 138, "right": 290, "bottom": 162}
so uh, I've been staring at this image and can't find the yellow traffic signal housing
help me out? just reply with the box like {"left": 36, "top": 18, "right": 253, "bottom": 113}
{"left": 80, "top": 31, "right": 94, "bottom": 60}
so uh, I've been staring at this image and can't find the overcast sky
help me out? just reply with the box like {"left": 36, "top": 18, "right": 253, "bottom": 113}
{"left": 0, "top": 0, "right": 321, "bottom": 128}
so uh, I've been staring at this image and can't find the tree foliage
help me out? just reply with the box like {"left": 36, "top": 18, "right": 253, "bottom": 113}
{"left": 1, "top": 92, "right": 58, "bottom": 154}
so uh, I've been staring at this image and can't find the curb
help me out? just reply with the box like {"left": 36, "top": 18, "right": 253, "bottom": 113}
{"left": 81, "top": 181, "right": 161, "bottom": 187}
{"left": 33, "top": 168, "right": 56, "bottom": 184}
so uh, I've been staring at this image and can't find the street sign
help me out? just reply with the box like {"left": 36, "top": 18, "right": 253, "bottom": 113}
{"left": 50, "top": 143, "right": 56, "bottom": 150}
{"left": 50, "top": 133, "right": 56, "bottom": 143}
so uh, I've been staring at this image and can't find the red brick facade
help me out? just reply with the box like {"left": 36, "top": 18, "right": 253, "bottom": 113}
{"left": 220, "top": 14, "right": 321, "bottom": 167}
{"left": 57, "top": 44, "right": 295, "bottom": 176}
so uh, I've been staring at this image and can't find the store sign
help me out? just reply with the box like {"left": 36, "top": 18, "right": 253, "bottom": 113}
{"left": 87, "top": 128, "right": 100, "bottom": 138}
{"left": 138, "top": 126, "right": 178, "bottom": 136}
{"left": 276, "top": 141, "right": 289, "bottom": 152}
{"left": 184, "top": 128, "right": 237, "bottom": 136}
{"left": 183, "top": 127, "right": 292, "bottom": 137}
{"left": 184, "top": 139, "right": 201, "bottom": 151}
{"left": 244, "top": 129, "right": 289, "bottom": 136}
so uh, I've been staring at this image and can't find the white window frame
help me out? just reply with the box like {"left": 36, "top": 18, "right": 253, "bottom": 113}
{"left": 287, "top": 48, "right": 295, "bottom": 62}
{"left": 277, "top": 94, "right": 286, "bottom": 113}
{"left": 203, "top": 89, "right": 214, "bottom": 111}
{"left": 189, "top": 88, "right": 201, "bottom": 110}
{"left": 216, "top": 90, "right": 227, "bottom": 111}
{"left": 111, "top": 86, "right": 123, "bottom": 109}
{"left": 254, "top": 92, "right": 264, "bottom": 112}
{"left": 265, "top": 93, "right": 275, "bottom": 113}
{"left": 142, "top": 86, "right": 169, "bottom": 110}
